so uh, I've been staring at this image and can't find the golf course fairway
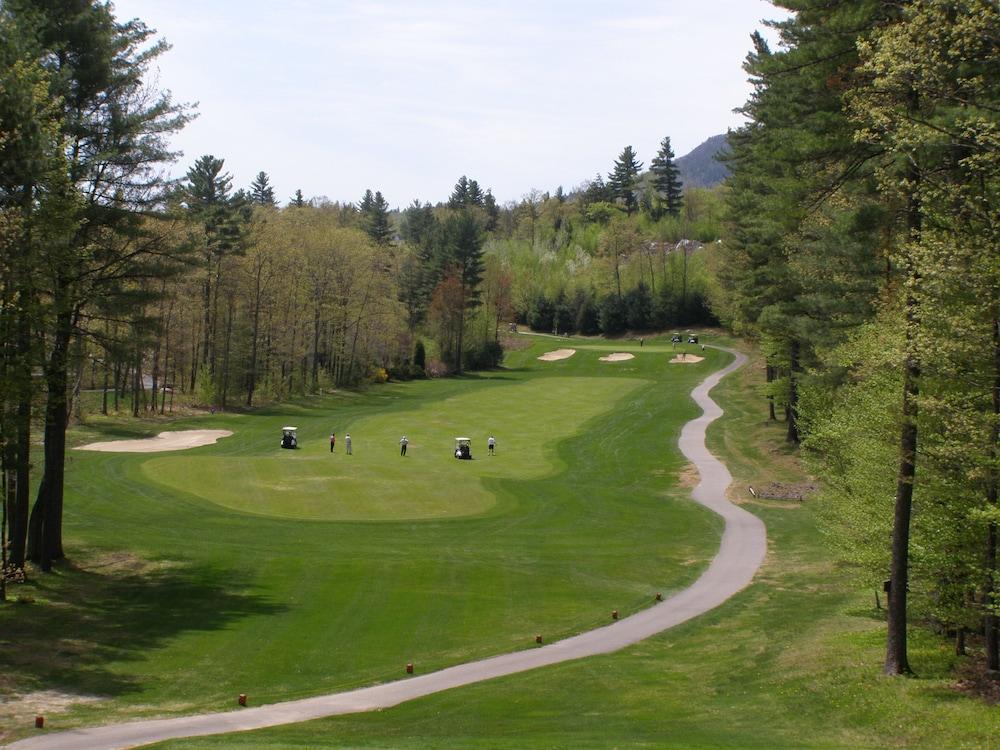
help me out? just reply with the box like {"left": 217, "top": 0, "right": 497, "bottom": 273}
{"left": 2, "top": 337, "right": 725, "bottom": 740}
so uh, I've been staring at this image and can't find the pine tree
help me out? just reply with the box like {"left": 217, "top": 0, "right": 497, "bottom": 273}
{"left": 581, "top": 173, "right": 612, "bottom": 207}
{"left": 448, "top": 176, "right": 470, "bottom": 208}
{"left": 467, "top": 179, "right": 484, "bottom": 206}
{"left": 482, "top": 190, "right": 499, "bottom": 232}
{"left": 358, "top": 189, "right": 374, "bottom": 215}
{"left": 363, "top": 190, "right": 392, "bottom": 246}
{"left": 0, "top": 18, "right": 68, "bottom": 573}
{"left": 289, "top": 189, "right": 305, "bottom": 208}
{"left": 438, "top": 211, "right": 484, "bottom": 372}
{"left": 6, "top": 0, "right": 192, "bottom": 570}
{"left": 249, "top": 171, "right": 276, "bottom": 206}
{"left": 607, "top": 146, "right": 643, "bottom": 215}
{"left": 849, "top": 0, "right": 1000, "bottom": 676}
{"left": 182, "top": 155, "right": 244, "bottom": 382}
{"left": 649, "top": 137, "right": 683, "bottom": 217}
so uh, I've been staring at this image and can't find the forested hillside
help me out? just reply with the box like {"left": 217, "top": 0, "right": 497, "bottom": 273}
{"left": 719, "top": 0, "right": 999, "bottom": 678}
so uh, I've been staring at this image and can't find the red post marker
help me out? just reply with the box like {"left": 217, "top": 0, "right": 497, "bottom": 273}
{"left": 35, "top": 716, "right": 44, "bottom": 729}
{"left": 406, "top": 662, "right": 414, "bottom": 674}
{"left": 238, "top": 694, "right": 247, "bottom": 707}
{"left": 535, "top": 634, "right": 543, "bottom": 644}
{"left": 611, "top": 609, "right": 619, "bottom": 620}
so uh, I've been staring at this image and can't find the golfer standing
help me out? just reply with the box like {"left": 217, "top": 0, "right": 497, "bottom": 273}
{"left": 488, "top": 435, "right": 496, "bottom": 455}
{"left": 399, "top": 436, "right": 408, "bottom": 456}
{"left": 345, "top": 433, "right": 352, "bottom": 455}
{"left": 330, "top": 433, "right": 336, "bottom": 453}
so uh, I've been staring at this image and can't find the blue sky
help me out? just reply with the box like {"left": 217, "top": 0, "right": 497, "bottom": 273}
{"left": 113, "top": 1, "right": 786, "bottom": 207}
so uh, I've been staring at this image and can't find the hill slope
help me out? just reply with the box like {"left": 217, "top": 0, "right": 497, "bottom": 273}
{"left": 677, "top": 133, "right": 730, "bottom": 188}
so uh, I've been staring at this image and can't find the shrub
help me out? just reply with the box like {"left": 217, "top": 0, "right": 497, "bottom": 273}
{"left": 387, "top": 363, "right": 427, "bottom": 381}
{"left": 464, "top": 341, "right": 504, "bottom": 371}
{"left": 598, "top": 293, "right": 627, "bottom": 334}
{"left": 426, "top": 358, "right": 450, "bottom": 377}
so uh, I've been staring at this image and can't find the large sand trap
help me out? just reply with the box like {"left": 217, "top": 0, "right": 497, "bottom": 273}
{"left": 537, "top": 348, "right": 576, "bottom": 361}
{"left": 599, "top": 352, "right": 635, "bottom": 362}
{"left": 670, "top": 355, "right": 705, "bottom": 364}
{"left": 77, "top": 429, "right": 233, "bottom": 453}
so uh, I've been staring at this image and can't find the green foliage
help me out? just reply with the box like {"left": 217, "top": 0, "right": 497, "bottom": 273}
{"left": 649, "top": 136, "right": 683, "bottom": 218}
{"left": 624, "top": 282, "right": 653, "bottom": 330}
{"left": 598, "top": 293, "right": 627, "bottom": 334}
{"left": 248, "top": 171, "right": 276, "bottom": 206}
{"left": 583, "top": 201, "right": 617, "bottom": 226}
{"left": 360, "top": 189, "right": 392, "bottom": 246}
{"left": 724, "top": 0, "right": 1000, "bottom": 670}
{"left": 607, "top": 145, "right": 643, "bottom": 216}
{"left": 462, "top": 340, "right": 503, "bottom": 370}
{"left": 413, "top": 339, "right": 426, "bottom": 370}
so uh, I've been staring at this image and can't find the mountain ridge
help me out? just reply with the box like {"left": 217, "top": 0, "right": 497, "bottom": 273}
{"left": 676, "top": 133, "right": 730, "bottom": 189}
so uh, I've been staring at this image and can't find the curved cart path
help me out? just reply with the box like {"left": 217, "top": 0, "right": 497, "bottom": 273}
{"left": 7, "top": 347, "right": 764, "bottom": 750}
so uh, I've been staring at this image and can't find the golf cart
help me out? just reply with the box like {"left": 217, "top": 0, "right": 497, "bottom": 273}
{"left": 280, "top": 426, "right": 298, "bottom": 449}
{"left": 454, "top": 437, "right": 472, "bottom": 460}
{"left": 671, "top": 332, "right": 682, "bottom": 344}
{"left": 687, "top": 334, "right": 699, "bottom": 344}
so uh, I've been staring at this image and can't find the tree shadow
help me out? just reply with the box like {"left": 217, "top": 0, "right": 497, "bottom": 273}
{"left": 0, "top": 555, "right": 287, "bottom": 698}
{"left": 72, "top": 423, "right": 168, "bottom": 441}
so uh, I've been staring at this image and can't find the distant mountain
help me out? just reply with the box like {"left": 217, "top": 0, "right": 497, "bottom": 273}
{"left": 676, "top": 133, "right": 730, "bottom": 189}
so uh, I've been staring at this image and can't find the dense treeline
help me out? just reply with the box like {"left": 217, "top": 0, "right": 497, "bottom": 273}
{"left": 0, "top": 1, "right": 722, "bottom": 584}
{"left": 719, "top": 0, "right": 999, "bottom": 676}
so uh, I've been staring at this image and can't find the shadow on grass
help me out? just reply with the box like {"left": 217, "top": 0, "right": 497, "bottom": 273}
{"left": 0, "top": 555, "right": 286, "bottom": 699}
{"left": 72, "top": 423, "right": 167, "bottom": 441}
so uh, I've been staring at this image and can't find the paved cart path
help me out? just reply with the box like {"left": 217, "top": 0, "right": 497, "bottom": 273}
{"left": 6, "top": 347, "right": 764, "bottom": 750}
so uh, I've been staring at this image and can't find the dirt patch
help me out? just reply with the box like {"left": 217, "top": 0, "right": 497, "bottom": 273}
{"left": 80, "top": 549, "right": 182, "bottom": 576}
{"left": 0, "top": 690, "right": 105, "bottom": 740}
{"left": 749, "top": 481, "right": 818, "bottom": 501}
{"left": 669, "top": 355, "right": 705, "bottom": 364}
{"left": 954, "top": 659, "right": 1000, "bottom": 704}
{"left": 500, "top": 334, "right": 533, "bottom": 351}
{"left": 76, "top": 429, "right": 233, "bottom": 453}
{"left": 599, "top": 352, "right": 635, "bottom": 362}
{"left": 677, "top": 463, "right": 701, "bottom": 488}
{"left": 537, "top": 349, "right": 576, "bottom": 362}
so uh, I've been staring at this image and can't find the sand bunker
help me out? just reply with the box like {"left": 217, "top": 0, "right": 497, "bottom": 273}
{"left": 77, "top": 429, "right": 233, "bottom": 453}
{"left": 599, "top": 352, "right": 635, "bottom": 362}
{"left": 669, "top": 355, "right": 705, "bottom": 364}
{"left": 537, "top": 348, "right": 576, "bottom": 362}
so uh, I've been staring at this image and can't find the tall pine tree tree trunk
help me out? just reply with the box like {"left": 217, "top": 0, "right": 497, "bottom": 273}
{"left": 786, "top": 339, "right": 800, "bottom": 444}
{"left": 885, "top": 142, "right": 922, "bottom": 677}
{"left": 985, "top": 316, "right": 999, "bottom": 674}
{"left": 8, "top": 306, "right": 33, "bottom": 570}
{"left": 28, "top": 311, "right": 72, "bottom": 571}
{"left": 885, "top": 339, "right": 918, "bottom": 676}
{"left": 766, "top": 363, "right": 777, "bottom": 421}
{"left": 246, "top": 276, "right": 263, "bottom": 407}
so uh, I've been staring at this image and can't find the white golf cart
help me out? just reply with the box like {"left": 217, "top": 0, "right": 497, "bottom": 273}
{"left": 454, "top": 437, "right": 472, "bottom": 460}
{"left": 280, "top": 426, "right": 298, "bottom": 449}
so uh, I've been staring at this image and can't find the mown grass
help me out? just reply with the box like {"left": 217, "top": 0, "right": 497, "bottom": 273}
{"left": 146, "top": 338, "right": 1000, "bottom": 750}
{"left": 1, "top": 335, "right": 724, "bottom": 741}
